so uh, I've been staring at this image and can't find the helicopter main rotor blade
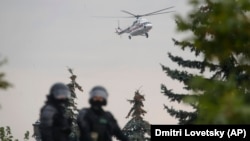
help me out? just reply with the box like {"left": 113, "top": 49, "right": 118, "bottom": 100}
{"left": 142, "top": 11, "right": 175, "bottom": 17}
{"left": 121, "top": 10, "right": 138, "bottom": 17}
{"left": 92, "top": 15, "right": 134, "bottom": 18}
{"left": 141, "top": 6, "right": 174, "bottom": 17}
{"left": 94, "top": 6, "right": 175, "bottom": 19}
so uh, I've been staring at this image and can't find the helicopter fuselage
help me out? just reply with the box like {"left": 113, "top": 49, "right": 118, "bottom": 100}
{"left": 116, "top": 17, "right": 152, "bottom": 39}
{"left": 128, "top": 18, "right": 152, "bottom": 36}
{"left": 114, "top": 6, "right": 174, "bottom": 39}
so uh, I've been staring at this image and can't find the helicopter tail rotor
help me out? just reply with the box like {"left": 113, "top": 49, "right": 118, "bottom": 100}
{"left": 115, "top": 20, "right": 122, "bottom": 38}
{"left": 117, "top": 20, "right": 121, "bottom": 30}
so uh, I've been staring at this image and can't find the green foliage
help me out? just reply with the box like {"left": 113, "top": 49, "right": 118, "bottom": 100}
{"left": 122, "top": 118, "right": 150, "bottom": 141}
{"left": 161, "top": 58, "right": 200, "bottom": 124}
{"left": 122, "top": 89, "right": 151, "bottom": 141}
{"left": 186, "top": 0, "right": 250, "bottom": 124}
{"left": 66, "top": 67, "right": 84, "bottom": 119}
{"left": 0, "top": 57, "right": 29, "bottom": 140}
{"left": 66, "top": 67, "right": 84, "bottom": 140}
{"left": 0, "top": 126, "right": 29, "bottom": 141}
{"left": 0, "top": 126, "right": 17, "bottom": 141}
{"left": 189, "top": 75, "right": 250, "bottom": 124}
{"left": 178, "top": 0, "right": 250, "bottom": 61}
{"left": 162, "top": 0, "right": 250, "bottom": 124}
{"left": 24, "top": 131, "right": 30, "bottom": 141}
{"left": 0, "top": 58, "right": 12, "bottom": 90}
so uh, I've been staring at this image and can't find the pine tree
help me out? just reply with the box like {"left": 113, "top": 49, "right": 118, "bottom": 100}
{"left": 122, "top": 89, "right": 151, "bottom": 141}
{"left": 66, "top": 67, "right": 84, "bottom": 140}
{"left": 161, "top": 0, "right": 250, "bottom": 124}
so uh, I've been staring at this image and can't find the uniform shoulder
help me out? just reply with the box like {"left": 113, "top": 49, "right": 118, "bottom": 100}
{"left": 41, "top": 104, "right": 57, "bottom": 114}
{"left": 104, "top": 110, "right": 115, "bottom": 119}
{"left": 79, "top": 107, "right": 90, "bottom": 113}
{"left": 104, "top": 110, "right": 113, "bottom": 115}
{"left": 78, "top": 107, "right": 90, "bottom": 118}
{"left": 40, "top": 104, "right": 57, "bottom": 124}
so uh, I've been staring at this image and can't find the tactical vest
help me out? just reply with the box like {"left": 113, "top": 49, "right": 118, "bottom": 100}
{"left": 40, "top": 104, "right": 72, "bottom": 141}
{"left": 82, "top": 108, "right": 115, "bottom": 141}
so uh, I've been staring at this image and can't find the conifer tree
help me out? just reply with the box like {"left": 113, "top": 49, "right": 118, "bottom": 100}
{"left": 161, "top": 0, "right": 250, "bottom": 124}
{"left": 66, "top": 67, "right": 84, "bottom": 140}
{"left": 122, "top": 89, "right": 151, "bottom": 141}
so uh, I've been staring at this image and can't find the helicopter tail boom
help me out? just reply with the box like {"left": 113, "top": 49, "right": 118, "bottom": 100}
{"left": 115, "top": 27, "right": 130, "bottom": 35}
{"left": 115, "top": 27, "right": 122, "bottom": 35}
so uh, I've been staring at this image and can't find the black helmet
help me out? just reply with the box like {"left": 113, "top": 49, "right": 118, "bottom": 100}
{"left": 89, "top": 86, "right": 108, "bottom": 106}
{"left": 89, "top": 86, "right": 108, "bottom": 100}
{"left": 49, "top": 82, "right": 71, "bottom": 100}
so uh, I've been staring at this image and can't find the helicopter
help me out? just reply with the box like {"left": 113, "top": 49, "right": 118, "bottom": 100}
{"left": 115, "top": 6, "right": 174, "bottom": 39}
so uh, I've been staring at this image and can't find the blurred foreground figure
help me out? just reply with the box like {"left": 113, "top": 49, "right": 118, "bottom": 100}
{"left": 77, "top": 86, "right": 130, "bottom": 141}
{"left": 39, "top": 82, "right": 72, "bottom": 141}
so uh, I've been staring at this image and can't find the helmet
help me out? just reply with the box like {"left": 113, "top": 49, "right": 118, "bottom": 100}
{"left": 89, "top": 86, "right": 108, "bottom": 106}
{"left": 49, "top": 82, "right": 71, "bottom": 100}
{"left": 89, "top": 86, "right": 108, "bottom": 100}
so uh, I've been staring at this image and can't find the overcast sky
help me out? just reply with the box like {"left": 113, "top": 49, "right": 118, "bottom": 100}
{"left": 0, "top": 0, "right": 194, "bottom": 140}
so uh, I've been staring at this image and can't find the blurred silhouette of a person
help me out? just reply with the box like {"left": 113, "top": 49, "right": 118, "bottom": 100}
{"left": 39, "top": 82, "right": 72, "bottom": 141}
{"left": 77, "top": 86, "right": 129, "bottom": 141}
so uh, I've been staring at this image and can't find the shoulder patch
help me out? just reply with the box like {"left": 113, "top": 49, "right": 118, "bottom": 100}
{"left": 105, "top": 111, "right": 113, "bottom": 117}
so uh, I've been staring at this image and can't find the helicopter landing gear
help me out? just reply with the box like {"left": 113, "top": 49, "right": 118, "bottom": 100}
{"left": 145, "top": 33, "right": 149, "bottom": 38}
{"left": 128, "top": 36, "right": 131, "bottom": 39}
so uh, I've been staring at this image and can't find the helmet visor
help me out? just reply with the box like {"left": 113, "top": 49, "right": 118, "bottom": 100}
{"left": 53, "top": 89, "right": 71, "bottom": 99}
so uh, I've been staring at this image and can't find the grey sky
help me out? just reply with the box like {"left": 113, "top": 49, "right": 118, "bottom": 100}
{"left": 0, "top": 0, "right": 193, "bottom": 140}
